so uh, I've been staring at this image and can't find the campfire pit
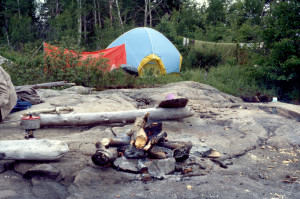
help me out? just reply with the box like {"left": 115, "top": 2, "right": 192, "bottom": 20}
{"left": 92, "top": 113, "right": 193, "bottom": 178}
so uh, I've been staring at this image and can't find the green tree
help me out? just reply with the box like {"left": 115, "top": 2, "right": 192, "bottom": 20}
{"left": 206, "top": 0, "right": 226, "bottom": 26}
{"left": 0, "top": 0, "right": 36, "bottom": 48}
{"left": 259, "top": 0, "right": 300, "bottom": 100}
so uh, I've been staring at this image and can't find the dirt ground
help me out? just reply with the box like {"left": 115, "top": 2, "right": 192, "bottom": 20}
{"left": 0, "top": 81, "right": 299, "bottom": 199}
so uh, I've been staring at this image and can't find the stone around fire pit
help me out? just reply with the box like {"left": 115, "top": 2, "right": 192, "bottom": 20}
{"left": 113, "top": 156, "right": 139, "bottom": 173}
{"left": 144, "top": 158, "right": 176, "bottom": 179}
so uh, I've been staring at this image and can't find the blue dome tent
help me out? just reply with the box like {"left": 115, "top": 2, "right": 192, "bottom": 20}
{"left": 107, "top": 27, "right": 182, "bottom": 75}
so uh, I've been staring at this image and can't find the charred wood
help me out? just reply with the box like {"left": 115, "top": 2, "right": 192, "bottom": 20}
{"left": 91, "top": 146, "right": 118, "bottom": 166}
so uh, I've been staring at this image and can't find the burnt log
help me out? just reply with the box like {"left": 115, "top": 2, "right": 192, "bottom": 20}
{"left": 158, "top": 141, "right": 193, "bottom": 162}
{"left": 124, "top": 145, "right": 146, "bottom": 158}
{"left": 91, "top": 146, "right": 118, "bottom": 166}
{"left": 144, "top": 122, "right": 163, "bottom": 139}
{"left": 148, "top": 146, "right": 167, "bottom": 159}
{"left": 173, "top": 146, "right": 191, "bottom": 162}
{"left": 143, "top": 132, "right": 167, "bottom": 151}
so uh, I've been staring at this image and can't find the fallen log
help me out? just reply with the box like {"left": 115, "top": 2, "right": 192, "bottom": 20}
{"left": 0, "top": 139, "right": 69, "bottom": 161}
{"left": 15, "top": 81, "right": 76, "bottom": 90}
{"left": 39, "top": 107, "right": 195, "bottom": 127}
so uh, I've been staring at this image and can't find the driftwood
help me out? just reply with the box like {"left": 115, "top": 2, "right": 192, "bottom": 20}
{"left": 0, "top": 139, "right": 69, "bottom": 160}
{"left": 39, "top": 107, "right": 194, "bottom": 127}
{"left": 15, "top": 81, "right": 76, "bottom": 90}
{"left": 127, "top": 113, "right": 149, "bottom": 149}
{"left": 22, "top": 106, "right": 73, "bottom": 116}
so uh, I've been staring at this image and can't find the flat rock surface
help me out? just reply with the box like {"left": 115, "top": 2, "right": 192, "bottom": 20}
{"left": 0, "top": 81, "right": 299, "bottom": 199}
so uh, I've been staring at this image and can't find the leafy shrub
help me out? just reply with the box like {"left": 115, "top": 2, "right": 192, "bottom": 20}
{"left": 184, "top": 48, "right": 222, "bottom": 69}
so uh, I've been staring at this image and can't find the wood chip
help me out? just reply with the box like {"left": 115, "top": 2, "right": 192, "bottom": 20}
{"left": 187, "top": 185, "right": 193, "bottom": 190}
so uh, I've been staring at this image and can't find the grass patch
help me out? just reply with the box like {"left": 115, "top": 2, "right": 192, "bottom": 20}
{"left": 180, "top": 64, "right": 276, "bottom": 99}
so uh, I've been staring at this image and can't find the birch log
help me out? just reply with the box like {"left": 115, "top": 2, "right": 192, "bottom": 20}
{"left": 100, "top": 137, "right": 130, "bottom": 148}
{"left": 0, "top": 139, "right": 69, "bottom": 160}
{"left": 39, "top": 107, "right": 195, "bottom": 127}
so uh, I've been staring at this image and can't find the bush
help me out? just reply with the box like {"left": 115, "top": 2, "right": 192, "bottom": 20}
{"left": 184, "top": 48, "right": 222, "bottom": 70}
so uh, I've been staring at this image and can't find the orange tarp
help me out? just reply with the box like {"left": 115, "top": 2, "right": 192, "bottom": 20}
{"left": 44, "top": 43, "right": 127, "bottom": 71}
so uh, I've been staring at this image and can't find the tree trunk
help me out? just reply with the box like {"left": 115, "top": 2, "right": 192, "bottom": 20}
{"left": 56, "top": 0, "right": 59, "bottom": 16}
{"left": 115, "top": 0, "right": 124, "bottom": 33}
{"left": 39, "top": 107, "right": 194, "bottom": 127}
{"left": 109, "top": 0, "right": 114, "bottom": 27}
{"left": 17, "top": 0, "right": 21, "bottom": 20}
{"left": 4, "top": 15, "right": 10, "bottom": 47}
{"left": 97, "top": 0, "right": 102, "bottom": 28}
{"left": 93, "top": 0, "right": 97, "bottom": 27}
{"left": 77, "top": 0, "right": 82, "bottom": 45}
{"left": 149, "top": 0, "right": 152, "bottom": 28}
{"left": 84, "top": 14, "right": 87, "bottom": 42}
{"left": 0, "top": 139, "right": 69, "bottom": 161}
{"left": 144, "top": 0, "right": 148, "bottom": 27}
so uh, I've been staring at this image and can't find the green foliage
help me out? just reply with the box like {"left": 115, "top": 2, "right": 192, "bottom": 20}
{"left": 98, "top": 68, "right": 136, "bottom": 88}
{"left": 184, "top": 48, "right": 222, "bottom": 70}
{"left": 136, "top": 73, "right": 182, "bottom": 86}
{"left": 44, "top": 45, "right": 111, "bottom": 87}
{"left": 181, "top": 64, "right": 276, "bottom": 98}
{"left": 257, "top": 1, "right": 300, "bottom": 101}
{"left": 206, "top": 0, "right": 226, "bottom": 26}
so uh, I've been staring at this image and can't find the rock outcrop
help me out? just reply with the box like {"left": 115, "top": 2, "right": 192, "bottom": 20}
{"left": 0, "top": 81, "right": 299, "bottom": 199}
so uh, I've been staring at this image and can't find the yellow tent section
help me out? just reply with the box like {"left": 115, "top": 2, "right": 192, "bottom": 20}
{"left": 138, "top": 54, "right": 166, "bottom": 75}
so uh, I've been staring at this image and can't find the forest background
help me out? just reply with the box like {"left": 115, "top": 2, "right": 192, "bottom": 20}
{"left": 0, "top": 0, "right": 299, "bottom": 103}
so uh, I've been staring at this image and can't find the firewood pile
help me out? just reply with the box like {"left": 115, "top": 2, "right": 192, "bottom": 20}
{"left": 91, "top": 113, "right": 193, "bottom": 176}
